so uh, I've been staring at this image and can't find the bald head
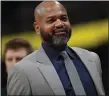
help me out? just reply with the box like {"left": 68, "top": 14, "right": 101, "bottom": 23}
{"left": 33, "top": 1, "right": 71, "bottom": 46}
{"left": 34, "top": 1, "right": 67, "bottom": 22}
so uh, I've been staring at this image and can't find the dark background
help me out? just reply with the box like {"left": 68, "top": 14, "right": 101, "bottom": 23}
{"left": 1, "top": 1, "right": 108, "bottom": 95}
{"left": 1, "top": 1, "right": 109, "bottom": 35}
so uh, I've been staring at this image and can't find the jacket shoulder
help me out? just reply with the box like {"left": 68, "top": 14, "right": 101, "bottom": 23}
{"left": 71, "top": 47, "right": 98, "bottom": 58}
{"left": 71, "top": 47, "right": 101, "bottom": 72}
{"left": 10, "top": 50, "right": 39, "bottom": 74}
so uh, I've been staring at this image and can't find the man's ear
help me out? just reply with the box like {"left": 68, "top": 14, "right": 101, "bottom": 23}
{"left": 33, "top": 22, "right": 40, "bottom": 34}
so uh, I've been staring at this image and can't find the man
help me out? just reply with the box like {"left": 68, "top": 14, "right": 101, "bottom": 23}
{"left": 7, "top": 1, "right": 105, "bottom": 96}
{"left": 4, "top": 38, "right": 34, "bottom": 72}
{"left": 2, "top": 38, "right": 33, "bottom": 96}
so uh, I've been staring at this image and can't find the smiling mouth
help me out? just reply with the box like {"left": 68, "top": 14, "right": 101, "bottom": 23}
{"left": 54, "top": 31, "right": 66, "bottom": 35}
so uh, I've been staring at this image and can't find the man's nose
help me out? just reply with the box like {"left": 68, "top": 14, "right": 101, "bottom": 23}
{"left": 55, "top": 19, "right": 64, "bottom": 28}
{"left": 12, "top": 59, "right": 17, "bottom": 65}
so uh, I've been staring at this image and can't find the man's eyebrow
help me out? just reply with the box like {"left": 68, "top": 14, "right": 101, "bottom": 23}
{"left": 61, "top": 14, "right": 67, "bottom": 16}
{"left": 47, "top": 15, "right": 56, "bottom": 19}
{"left": 47, "top": 14, "right": 67, "bottom": 19}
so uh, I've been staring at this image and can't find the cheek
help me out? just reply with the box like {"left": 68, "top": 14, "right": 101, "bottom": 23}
{"left": 65, "top": 22, "right": 71, "bottom": 28}
{"left": 5, "top": 59, "right": 11, "bottom": 65}
{"left": 42, "top": 24, "right": 53, "bottom": 33}
{"left": 6, "top": 60, "right": 13, "bottom": 66}
{"left": 5, "top": 62, "right": 13, "bottom": 70}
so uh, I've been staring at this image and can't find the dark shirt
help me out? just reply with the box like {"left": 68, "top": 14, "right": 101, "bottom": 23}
{"left": 42, "top": 43, "right": 98, "bottom": 96}
{"left": 1, "top": 61, "right": 7, "bottom": 96}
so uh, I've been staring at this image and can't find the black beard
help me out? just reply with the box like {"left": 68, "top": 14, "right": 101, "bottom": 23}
{"left": 40, "top": 28, "right": 53, "bottom": 44}
{"left": 40, "top": 28, "right": 72, "bottom": 46}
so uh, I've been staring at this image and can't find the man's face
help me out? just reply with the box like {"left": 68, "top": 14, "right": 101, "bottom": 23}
{"left": 5, "top": 48, "right": 28, "bottom": 72}
{"left": 37, "top": 4, "right": 72, "bottom": 46}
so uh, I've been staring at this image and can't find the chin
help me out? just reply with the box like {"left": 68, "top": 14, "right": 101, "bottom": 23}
{"left": 52, "top": 35, "right": 69, "bottom": 44}
{"left": 52, "top": 40, "right": 68, "bottom": 46}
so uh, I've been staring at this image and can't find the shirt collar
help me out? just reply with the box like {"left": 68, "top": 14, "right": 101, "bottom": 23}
{"left": 42, "top": 43, "right": 76, "bottom": 60}
{"left": 66, "top": 47, "right": 77, "bottom": 59}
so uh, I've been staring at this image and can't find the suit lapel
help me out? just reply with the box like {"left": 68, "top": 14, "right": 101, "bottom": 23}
{"left": 35, "top": 46, "right": 66, "bottom": 95}
{"left": 72, "top": 47, "right": 105, "bottom": 95}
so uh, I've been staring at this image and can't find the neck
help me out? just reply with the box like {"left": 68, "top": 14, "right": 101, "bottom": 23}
{"left": 42, "top": 42, "right": 67, "bottom": 51}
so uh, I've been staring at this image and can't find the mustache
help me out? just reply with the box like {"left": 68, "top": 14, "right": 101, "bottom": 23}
{"left": 53, "top": 28, "right": 67, "bottom": 33}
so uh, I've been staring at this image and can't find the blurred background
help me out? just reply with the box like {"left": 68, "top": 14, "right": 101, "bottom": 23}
{"left": 1, "top": 1, "right": 108, "bottom": 95}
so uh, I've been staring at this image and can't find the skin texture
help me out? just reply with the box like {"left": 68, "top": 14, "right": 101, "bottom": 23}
{"left": 5, "top": 48, "right": 28, "bottom": 72}
{"left": 33, "top": 1, "right": 72, "bottom": 47}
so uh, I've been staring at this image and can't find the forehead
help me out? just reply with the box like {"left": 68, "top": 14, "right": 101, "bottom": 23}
{"left": 5, "top": 48, "right": 28, "bottom": 58}
{"left": 39, "top": 3, "right": 67, "bottom": 19}
{"left": 47, "top": 7, "right": 66, "bottom": 16}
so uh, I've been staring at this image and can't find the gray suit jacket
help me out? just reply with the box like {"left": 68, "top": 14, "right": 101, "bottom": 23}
{"left": 7, "top": 46, "right": 105, "bottom": 96}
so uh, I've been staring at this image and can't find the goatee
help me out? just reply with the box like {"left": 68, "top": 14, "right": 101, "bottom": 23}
{"left": 40, "top": 28, "right": 71, "bottom": 46}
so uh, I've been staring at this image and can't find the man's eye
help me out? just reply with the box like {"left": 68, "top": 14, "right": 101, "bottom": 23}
{"left": 47, "top": 19, "right": 55, "bottom": 23}
{"left": 16, "top": 57, "right": 23, "bottom": 62}
{"left": 7, "top": 58, "right": 12, "bottom": 62}
{"left": 61, "top": 17, "right": 68, "bottom": 21}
